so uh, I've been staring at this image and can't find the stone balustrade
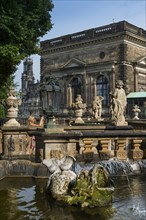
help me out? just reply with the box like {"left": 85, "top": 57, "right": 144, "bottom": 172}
{"left": 1, "top": 124, "right": 146, "bottom": 163}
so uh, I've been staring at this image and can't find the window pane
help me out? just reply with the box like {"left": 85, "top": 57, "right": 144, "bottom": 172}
{"left": 97, "top": 75, "right": 109, "bottom": 106}
{"left": 71, "top": 77, "right": 82, "bottom": 100}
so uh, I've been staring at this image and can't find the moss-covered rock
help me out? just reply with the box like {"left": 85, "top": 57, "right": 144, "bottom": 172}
{"left": 65, "top": 164, "right": 114, "bottom": 207}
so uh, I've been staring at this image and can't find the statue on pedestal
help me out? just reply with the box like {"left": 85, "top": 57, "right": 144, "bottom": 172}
{"left": 92, "top": 96, "right": 104, "bottom": 120}
{"left": 110, "top": 80, "right": 128, "bottom": 126}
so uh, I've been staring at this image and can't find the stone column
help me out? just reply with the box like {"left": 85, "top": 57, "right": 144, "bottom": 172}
{"left": 130, "top": 139, "right": 143, "bottom": 160}
{"left": 83, "top": 75, "right": 88, "bottom": 104}
{"left": 111, "top": 65, "right": 116, "bottom": 92}
{"left": 115, "top": 139, "right": 127, "bottom": 160}
{"left": 99, "top": 139, "right": 111, "bottom": 160}
{"left": 93, "top": 81, "right": 97, "bottom": 98}
{"left": 82, "top": 138, "right": 98, "bottom": 162}
{"left": 67, "top": 84, "right": 72, "bottom": 107}
{"left": 134, "top": 67, "right": 138, "bottom": 92}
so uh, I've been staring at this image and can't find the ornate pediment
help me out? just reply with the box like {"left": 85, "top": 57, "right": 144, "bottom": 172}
{"left": 136, "top": 56, "right": 146, "bottom": 65}
{"left": 60, "top": 58, "right": 86, "bottom": 69}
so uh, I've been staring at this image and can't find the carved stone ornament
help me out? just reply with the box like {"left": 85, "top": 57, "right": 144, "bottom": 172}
{"left": 3, "top": 87, "right": 21, "bottom": 127}
{"left": 72, "top": 94, "right": 86, "bottom": 124}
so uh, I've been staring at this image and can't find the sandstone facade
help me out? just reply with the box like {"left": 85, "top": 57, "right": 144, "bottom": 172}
{"left": 40, "top": 21, "right": 146, "bottom": 116}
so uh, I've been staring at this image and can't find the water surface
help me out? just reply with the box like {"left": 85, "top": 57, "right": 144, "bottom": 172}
{"left": 0, "top": 175, "right": 146, "bottom": 220}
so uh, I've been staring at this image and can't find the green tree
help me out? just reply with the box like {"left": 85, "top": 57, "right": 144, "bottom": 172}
{"left": 0, "top": 0, "right": 54, "bottom": 86}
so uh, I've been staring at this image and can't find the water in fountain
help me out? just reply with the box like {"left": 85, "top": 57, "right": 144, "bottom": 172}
{"left": 136, "top": 159, "right": 146, "bottom": 173}
{"left": 73, "top": 157, "right": 146, "bottom": 175}
{"left": 72, "top": 159, "right": 133, "bottom": 176}
{"left": 71, "top": 158, "right": 146, "bottom": 193}
{"left": 0, "top": 176, "right": 146, "bottom": 220}
{"left": 98, "top": 159, "right": 133, "bottom": 175}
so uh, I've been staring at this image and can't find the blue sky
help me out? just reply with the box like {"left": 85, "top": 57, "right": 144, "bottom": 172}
{"left": 15, "top": 0, "right": 146, "bottom": 89}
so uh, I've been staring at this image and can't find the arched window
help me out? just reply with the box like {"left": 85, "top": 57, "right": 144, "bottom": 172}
{"left": 70, "top": 77, "right": 82, "bottom": 101}
{"left": 97, "top": 75, "right": 109, "bottom": 106}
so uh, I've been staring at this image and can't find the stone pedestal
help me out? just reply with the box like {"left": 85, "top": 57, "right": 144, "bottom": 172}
{"left": 99, "top": 139, "right": 111, "bottom": 160}
{"left": 1, "top": 127, "right": 32, "bottom": 160}
{"left": 75, "top": 109, "right": 84, "bottom": 124}
{"left": 115, "top": 139, "right": 127, "bottom": 160}
{"left": 4, "top": 118, "right": 21, "bottom": 127}
{"left": 114, "top": 121, "right": 128, "bottom": 126}
{"left": 130, "top": 139, "right": 143, "bottom": 160}
{"left": 67, "top": 141, "right": 77, "bottom": 157}
{"left": 44, "top": 139, "right": 77, "bottom": 160}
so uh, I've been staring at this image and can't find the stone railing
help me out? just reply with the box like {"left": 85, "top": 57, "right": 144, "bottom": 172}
{"left": 26, "top": 126, "right": 146, "bottom": 164}
{"left": 41, "top": 21, "right": 146, "bottom": 49}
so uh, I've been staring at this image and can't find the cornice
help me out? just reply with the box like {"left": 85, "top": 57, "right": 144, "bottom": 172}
{"left": 124, "top": 32, "right": 146, "bottom": 46}
{"left": 40, "top": 34, "right": 124, "bottom": 55}
{"left": 41, "top": 32, "right": 145, "bottom": 56}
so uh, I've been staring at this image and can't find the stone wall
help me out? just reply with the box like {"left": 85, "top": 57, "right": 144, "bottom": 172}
{"left": 0, "top": 160, "right": 49, "bottom": 180}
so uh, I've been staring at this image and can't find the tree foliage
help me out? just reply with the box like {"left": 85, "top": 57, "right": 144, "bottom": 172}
{"left": 0, "top": 0, "right": 54, "bottom": 86}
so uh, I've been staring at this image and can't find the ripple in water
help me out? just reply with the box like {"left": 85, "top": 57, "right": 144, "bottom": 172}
{"left": 17, "top": 186, "right": 43, "bottom": 219}
{"left": 0, "top": 176, "right": 146, "bottom": 220}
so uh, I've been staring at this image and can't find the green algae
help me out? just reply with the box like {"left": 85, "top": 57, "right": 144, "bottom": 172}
{"left": 63, "top": 165, "right": 114, "bottom": 207}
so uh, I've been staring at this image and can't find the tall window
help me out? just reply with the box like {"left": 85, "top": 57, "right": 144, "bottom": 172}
{"left": 71, "top": 77, "right": 82, "bottom": 101}
{"left": 97, "top": 75, "right": 109, "bottom": 106}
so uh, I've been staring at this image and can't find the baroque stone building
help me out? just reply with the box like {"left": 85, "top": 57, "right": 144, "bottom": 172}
{"left": 40, "top": 21, "right": 146, "bottom": 116}
{"left": 19, "top": 58, "right": 41, "bottom": 121}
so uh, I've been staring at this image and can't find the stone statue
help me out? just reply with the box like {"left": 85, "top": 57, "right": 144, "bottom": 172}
{"left": 92, "top": 96, "right": 104, "bottom": 120}
{"left": 39, "top": 114, "right": 45, "bottom": 126}
{"left": 28, "top": 112, "right": 36, "bottom": 126}
{"left": 28, "top": 112, "right": 44, "bottom": 127}
{"left": 43, "top": 156, "right": 76, "bottom": 199}
{"left": 110, "top": 80, "right": 128, "bottom": 126}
